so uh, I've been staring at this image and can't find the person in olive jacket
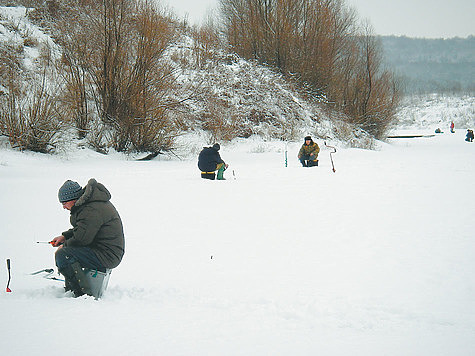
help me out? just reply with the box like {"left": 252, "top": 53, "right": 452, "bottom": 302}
{"left": 198, "top": 143, "right": 229, "bottom": 180}
{"left": 298, "top": 136, "right": 320, "bottom": 167}
{"left": 51, "top": 178, "right": 125, "bottom": 297}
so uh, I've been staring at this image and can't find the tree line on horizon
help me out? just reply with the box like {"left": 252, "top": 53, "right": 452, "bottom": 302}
{"left": 380, "top": 35, "right": 474, "bottom": 94}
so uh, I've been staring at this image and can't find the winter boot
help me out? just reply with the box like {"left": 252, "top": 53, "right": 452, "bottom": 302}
{"left": 64, "top": 277, "right": 73, "bottom": 293}
{"left": 59, "top": 262, "right": 92, "bottom": 297}
{"left": 307, "top": 159, "right": 319, "bottom": 167}
{"left": 217, "top": 165, "right": 226, "bottom": 180}
{"left": 201, "top": 172, "right": 216, "bottom": 180}
{"left": 71, "top": 262, "right": 92, "bottom": 297}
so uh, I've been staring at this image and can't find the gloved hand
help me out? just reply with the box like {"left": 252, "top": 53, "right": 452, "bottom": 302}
{"left": 51, "top": 235, "right": 65, "bottom": 247}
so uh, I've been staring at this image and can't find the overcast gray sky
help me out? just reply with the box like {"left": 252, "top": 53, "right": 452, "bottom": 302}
{"left": 165, "top": 0, "right": 474, "bottom": 38}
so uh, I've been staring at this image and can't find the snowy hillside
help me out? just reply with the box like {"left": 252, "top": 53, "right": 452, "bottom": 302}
{"left": 0, "top": 5, "right": 375, "bottom": 154}
{"left": 0, "top": 6, "right": 59, "bottom": 83}
{"left": 394, "top": 94, "right": 475, "bottom": 133}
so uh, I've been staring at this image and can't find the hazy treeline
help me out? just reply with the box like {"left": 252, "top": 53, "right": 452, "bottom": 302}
{"left": 381, "top": 36, "right": 475, "bottom": 94}
{"left": 219, "top": 0, "right": 401, "bottom": 138}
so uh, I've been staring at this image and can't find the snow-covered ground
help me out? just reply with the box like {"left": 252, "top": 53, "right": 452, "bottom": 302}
{"left": 1, "top": 8, "right": 474, "bottom": 354}
{"left": 396, "top": 94, "right": 475, "bottom": 131}
{"left": 1, "top": 117, "right": 474, "bottom": 355}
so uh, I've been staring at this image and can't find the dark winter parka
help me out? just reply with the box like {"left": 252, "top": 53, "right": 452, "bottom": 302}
{"left": 198, "top": 146, "right": 225, "bottom": 172}
{"left": 298, "top": 139, "right": 320, "bottom": 158}
{"left": 62, "top": 179, "right": 125, "bottom": 269}
{"left": 466, "top": 129, "right": 474, "bottom": 141}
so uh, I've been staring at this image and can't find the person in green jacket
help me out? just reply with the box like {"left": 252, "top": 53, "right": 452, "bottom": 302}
{"left": 51, "top": 178, "right": 125, "bottom": 297}
{"left": 298, "top": 136, "right": 320, "bottom": 167}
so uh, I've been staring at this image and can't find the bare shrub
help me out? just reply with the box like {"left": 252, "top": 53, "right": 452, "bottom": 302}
{"left": 0, "top": 80, "right": 62, "bottom": 153}
{"left": 0, "top": 1, "right": 42, "bottom": 6}
{"left": 51, "top": 0, "right": 180, "bottom": 153}
{"left": 23, "top": 35, "right": 38, "bottom": 47}
{"left": 85, "top": 121, "right": 110, "bottom": 154}
{"left": 58, "top": 51, "right": 92, "bottom": 139}
{"left": 0, "top": 44, "right": 23, "bottom": 94}
{"left": 201, "top": 97, "right": 236, "bottom": 142}
{"left": 191, "top": 17, "right": 221, "bottom": 68}
{"left": 129, "top": 114, "right": 180, "bottom": 153}
{"left": 220, "top": 0, "right": 401, "bottom": 139}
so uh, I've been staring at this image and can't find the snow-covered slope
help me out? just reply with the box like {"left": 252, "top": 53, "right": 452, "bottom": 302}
{"left": 0, "top": 6, "right": 59, "bottom": 75}
{"left": 0, "top": 5, "right": 374, "bottom": 152}
{"left": 395, "top": 94, "right": 475, "bottom": 132}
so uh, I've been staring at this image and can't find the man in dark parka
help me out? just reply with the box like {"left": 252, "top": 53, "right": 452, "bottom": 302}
{"left": 466, "top": 129, "right": 474, "bottom": 142}
{"left": 51, "top": 178, "right": 125, "bottom": 297}
{"left": 198, "top": 143, "right": 228, "bottom": 180}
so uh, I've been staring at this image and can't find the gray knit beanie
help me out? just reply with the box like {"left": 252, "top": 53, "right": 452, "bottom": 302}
{"left": 58, "top": 180, "right": 82, "bottom": 203}
{"left": 212, "top": 143, "right": 220, "bottom": 151}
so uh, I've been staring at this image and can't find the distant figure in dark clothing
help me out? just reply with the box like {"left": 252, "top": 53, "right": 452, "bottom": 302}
{"left": 298, "top": 136, "right": 320, "bottom": 167}
{"left": 466, "top": 129, "right": 474, "bottom": 142}
{"left": 435, "top": 128, "right": 443, "bottom": 134}
{"left": 198, "top": 143, "right": 228, "bottom": 180}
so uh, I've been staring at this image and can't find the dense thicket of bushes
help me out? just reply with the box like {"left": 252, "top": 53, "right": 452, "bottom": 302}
{"left": 219, "top": 0, "right": 401, "bottom": 138}
{"left": 0, "top": 0, "right": 399, "bottom": 153}
{"left": 50, "top": 0, "right": 181, "bottom": 153}
{"left": 1, "top": 0, "right": 183, "bottom": 153}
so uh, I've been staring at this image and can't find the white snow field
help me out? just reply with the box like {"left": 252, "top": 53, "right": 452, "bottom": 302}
{"left": 0, "top": 126, "right": 474, "bottom": 356}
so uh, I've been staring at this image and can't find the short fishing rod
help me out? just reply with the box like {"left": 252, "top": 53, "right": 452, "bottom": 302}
{"left": 6, "top": 259, "right": 12, "bottom": 292}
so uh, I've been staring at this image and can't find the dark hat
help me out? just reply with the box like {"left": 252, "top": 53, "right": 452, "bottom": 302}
{"left": 58, "top": 180, "right": 82, "bottom": 203}
{"left": 304, "top": 136, "right": 312, "bottom": 141}
{"left": 212, "top": 143, "right": 220, "bottom": 151}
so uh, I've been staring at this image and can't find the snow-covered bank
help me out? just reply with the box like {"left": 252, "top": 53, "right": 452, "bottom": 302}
{"left": 395, "top": 94, "right": 475, "bottom": 131}
{"left": 1, "top": 127, "right": 474, "bottom": 355}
